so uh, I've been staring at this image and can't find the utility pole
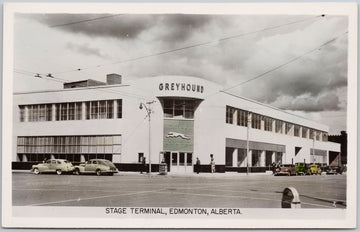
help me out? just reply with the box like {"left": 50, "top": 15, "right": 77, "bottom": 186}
{"left": 139, "top": 100, "right": 156, "bottom": 174}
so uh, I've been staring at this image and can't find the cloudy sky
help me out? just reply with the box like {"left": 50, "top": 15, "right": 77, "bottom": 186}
{"left": 13, "top": 13, "right": 348, "bottom": 134}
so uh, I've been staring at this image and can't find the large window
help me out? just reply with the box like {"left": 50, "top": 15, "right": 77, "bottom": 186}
{"left": 251, "top": 113, "right": 261, "bottom": 130}
{"left": 275, "top": 120, "right": 283, "bottom": 133}
{"left": 55, "top": 102, "right": 82, "bottom": 121}
{"left": 264, "top": 117, "right": 273, "bottom": 132}
{"left": 17, "top": 135, "right": 121, "bottom": 162}
{"left": 19, "top": 105, "right": 25, "bottom": 122}
{"left": 310, "top": 129, "right": 315, "bottom": 140}
{"left": 226, "top": 106, "right": 248, "bottom": 127}
{"left": 85, "top": 100, "right": 120, "bottom": 120}
{"left": 285, "top": 122, "right": 292, "bottom": 135}
{"left": 294, "top": 125, "right": 300, "bottom": 137}
{"left": 226, "top": 106, "right": 234, "bottom": 124}
{"left": 21, "top": 104, "right": 52, "bottom": 122}
{"left": 75, "top": 102, "right": 82, "bottom": 120}
{"left": 302, "top": 127, "right": 308, "bottom": 138}
{"left": 117, "top": 100, "right": 122, "bottom": 118}
{"left": 162, "top": 99, "right": 195, "bottom": 119}
{"left": 237, "top": 109, "right": 248, "bottom": 127}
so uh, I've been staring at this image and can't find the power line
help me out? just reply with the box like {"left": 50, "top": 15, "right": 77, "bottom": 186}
{"left": 196, "top": 31, "right": 348, "bottom": 119}
{"left": 220, "top": 31, "right": 348, "bottom": 93}
{"left": 51, "top": 15, "right": 323, "bottom": 75}
{"left": 49, "top": 14, "right": 124, "bottom": 28}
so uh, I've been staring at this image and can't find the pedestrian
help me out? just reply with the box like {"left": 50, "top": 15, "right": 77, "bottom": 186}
{"left": 210, "top": 154, "right": 215, "bottom": 173}
{"left": 271, "top": 162, "right": 276, "bottom": 174}
{"left": 195, "top": 157, "right": 201, "bottom": 174}
{"left": 141, "top": 157, "right": 146, "bottom": 174}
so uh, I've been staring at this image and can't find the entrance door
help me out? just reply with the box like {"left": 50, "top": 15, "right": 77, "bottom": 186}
{"left": 165, "top": 151, "right": 193, "bottom": 173}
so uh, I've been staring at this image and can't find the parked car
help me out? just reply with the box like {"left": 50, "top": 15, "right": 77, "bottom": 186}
{"left": 309, "top": 164, "right": 322, "bottom": 175}
{"left": 32, "top": 159, "right": 74, "bottom": 175}
{"left": 73, "top": 159, "right": 118, "bottom": 176}
{"left": 295, "top": 163, "right": 309, "bottom": 175}
{"left": 326, "top": 166, "right": 343, "bottom": 175}
{"left": 275, "top": 164, "right": 296, "bottom": 176}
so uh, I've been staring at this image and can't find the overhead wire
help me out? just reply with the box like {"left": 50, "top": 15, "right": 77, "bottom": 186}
{"left": 194, "top": 31, "right": 348, "bottom": 121}
{"left": 50, "top": 15, "right": 324, "bottom": 75}
{"left": 214, "top": 31, "right": 348, "bottom": 95}
{"left": 15, "top": 15, "right": 339, "bottom": 105}
{"left": 49, "top": 14, "right": 124, "bottom": 28}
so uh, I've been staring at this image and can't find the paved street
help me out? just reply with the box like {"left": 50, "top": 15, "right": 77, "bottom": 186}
{"left": 12, "top": 172, "right": 346, "bottom": 208}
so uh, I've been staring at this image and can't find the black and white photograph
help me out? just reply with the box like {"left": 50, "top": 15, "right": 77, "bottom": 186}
{"left": 2, "top": 2, "right": 357, "bottom": 229}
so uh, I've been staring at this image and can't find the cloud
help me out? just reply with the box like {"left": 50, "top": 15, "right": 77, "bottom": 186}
{"left": 272, "top": 92, "right": 341, "bottom": 112}
{"left": 15, "top": 14, "right": 348, "bottom": 131}
{"left": 159, "top": 14, "right": 213, "bottom": 42}
{"left": 31, "top": 14, "right": 155, "bottom": 39}
{"left": 66, "top": 42, "right": 110, "bottom": 59}
{"left": 224, "top": 17, "right": 348, "bottom": 112}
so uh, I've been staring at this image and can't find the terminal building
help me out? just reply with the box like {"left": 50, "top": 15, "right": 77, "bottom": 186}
{"left": 13, "top": 74, "right": 341, "bottom": 173}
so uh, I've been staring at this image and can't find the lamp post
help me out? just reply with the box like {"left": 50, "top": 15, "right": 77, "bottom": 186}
{"left": 139, "top": 100, "right": 156, "bottom": 174}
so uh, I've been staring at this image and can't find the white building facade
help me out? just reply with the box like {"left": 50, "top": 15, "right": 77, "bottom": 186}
{"left": 13, "top": 75, "right": 341, "bottom": 173}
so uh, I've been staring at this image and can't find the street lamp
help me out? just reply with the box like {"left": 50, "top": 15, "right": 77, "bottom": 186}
{"left": 139, "top": 100, "right": 156, "bottom": 174}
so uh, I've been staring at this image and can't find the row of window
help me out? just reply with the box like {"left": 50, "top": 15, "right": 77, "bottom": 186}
{"left": 17, "top": 153, "right": 114, "bottom": 162}
{"left": 226, "top": 106, "right": 328, "bottom": 141}
{"left": 17, "top": 135, "right": 122, "bottom": 154}
{"left": 19, "top": 99, "right": 122, "bottom": 122}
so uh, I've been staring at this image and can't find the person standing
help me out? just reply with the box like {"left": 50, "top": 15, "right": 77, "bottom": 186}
{"left": 272, "top": 162, "right": 276, "bottom": 174}
{"left": 210, "top": 154, "right": 215, "bottom": 173}
{"left": 195, "top": 157, "right": 201, "bottom": 174}
{"left": 141, "top": 157, "right": 146, "bottom": 174}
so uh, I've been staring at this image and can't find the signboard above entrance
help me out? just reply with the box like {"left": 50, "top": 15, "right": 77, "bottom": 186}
{"left": 159, "top": 83, "right": 204, "bottom": 93}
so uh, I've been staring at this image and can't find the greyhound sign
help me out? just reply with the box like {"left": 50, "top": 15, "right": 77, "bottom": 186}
{"left": 166, "top": 132, "right": 190, "bottom": 140}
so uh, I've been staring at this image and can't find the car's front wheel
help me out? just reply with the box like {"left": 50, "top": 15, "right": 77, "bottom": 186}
{"left": 96, "top": 169, "right": 101, "bottom": 176}
{"left": 74, "top": 168, "right": 80, "bottom": 175}
{"left": 33, "top": 168, "right": 40, "bottom": 175}
{"left": 56, "top": 169, "right": 62, "bottom": 175}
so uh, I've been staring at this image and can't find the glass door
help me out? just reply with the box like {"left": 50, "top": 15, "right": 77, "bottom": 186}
{"left": 164, "top": 151, "right": 193, "bottom": 173}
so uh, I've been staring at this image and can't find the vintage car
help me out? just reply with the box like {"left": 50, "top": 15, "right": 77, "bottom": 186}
{"left": 326, "top": 166, "right": 343, "bottom": 175}
{"left": 32, "top": 159, "right": 74, "bottom": 175}
{"left": 309, "top": 164, "right": 322, "bottom": 175}
{"left": 295, "top": 163, "right": 309, "bottom": 175}
{"left": 275, "top": 164, "right": 296, "bottom": 176}
{"left": 73, "top": 159, "right": 118, "bottom": 176}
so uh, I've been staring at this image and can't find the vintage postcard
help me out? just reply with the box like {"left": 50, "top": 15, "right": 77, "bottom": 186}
{"left": 2, "top": 2, "right": 357, "bottom": 229}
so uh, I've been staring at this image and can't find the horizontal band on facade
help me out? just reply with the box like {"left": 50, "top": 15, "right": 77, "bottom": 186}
{"left": 226, "top": 138, "right": 286, "bottom": 153}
